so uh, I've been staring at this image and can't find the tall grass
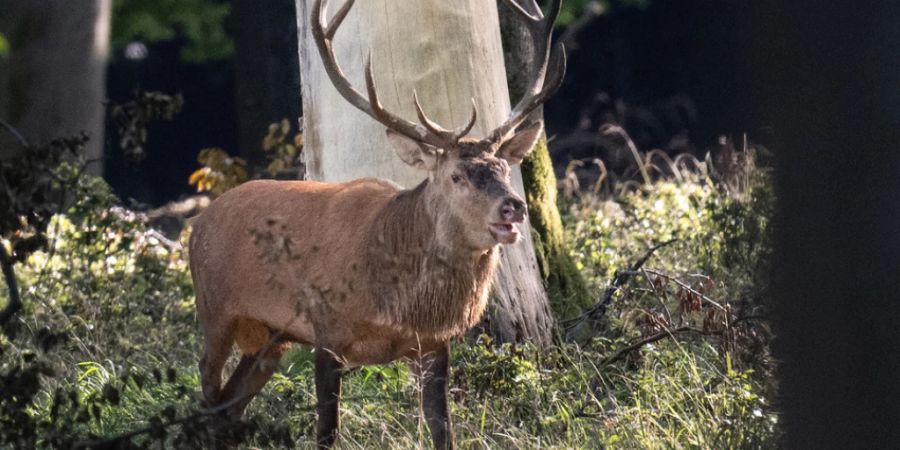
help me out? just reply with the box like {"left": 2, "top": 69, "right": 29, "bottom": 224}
{"left": 1, "top": 147, "right": 778, "bottom": 448}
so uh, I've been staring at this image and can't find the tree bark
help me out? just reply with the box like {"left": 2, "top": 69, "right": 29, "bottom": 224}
{"left": 295, "top": 0, "right": 553, "bottom": 346}
{"left": 498, "top": 2, "right": 591, "bottom": 318}
{"left": 231, "top": 0, "right": 301, "bottom": 168}
{"left": 0, "top": 0, "right": 111, "bottom": 173}
{"left": 749, "top": 1, "right": 900, "bottom": 448}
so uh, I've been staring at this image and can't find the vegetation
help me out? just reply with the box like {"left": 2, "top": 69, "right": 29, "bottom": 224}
{"left": 0, "top": 33, "right": 9, "bottom": 58}
{"left": 556, "top": 0, "right": 651, "bottom": 25}
{"left": 111, "top": 0, "right": 232, "bottom": 63}
{"left": 521, "top": 138, "right": 592, "bottom": 315}
{"left": 0, "top": 126, "right": 778, "bottom": 447}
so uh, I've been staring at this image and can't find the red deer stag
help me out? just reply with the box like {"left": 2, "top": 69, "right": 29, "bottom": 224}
{"left": 189, "top": 0, "right": 564, "bottom": 447}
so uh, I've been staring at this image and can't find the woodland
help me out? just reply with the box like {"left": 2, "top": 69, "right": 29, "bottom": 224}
{"left": 1, "top": 0, "right": 899, "bottom": 449}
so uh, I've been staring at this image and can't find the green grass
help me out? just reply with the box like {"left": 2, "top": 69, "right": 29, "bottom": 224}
{"left": 1, "top": 152, "right": 778, "bottom": 448}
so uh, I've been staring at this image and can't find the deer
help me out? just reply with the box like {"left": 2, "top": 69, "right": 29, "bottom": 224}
{"left": 188, "top": 0, "right": 564, "bottom": 448}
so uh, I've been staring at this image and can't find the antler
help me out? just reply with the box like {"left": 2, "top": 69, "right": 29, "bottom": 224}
{"left": 413, "top": 93, "right": 478, "bottom": 145}
{"left": 311, "top": 0, "right": 478, "bottom": 149}
{"left": 488, "top": 0, "right": 567, "bottom": 144}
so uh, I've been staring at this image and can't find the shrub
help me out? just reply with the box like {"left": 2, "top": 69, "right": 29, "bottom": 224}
{"left": 1, "top": 145, "right": 778, "bottom": 448}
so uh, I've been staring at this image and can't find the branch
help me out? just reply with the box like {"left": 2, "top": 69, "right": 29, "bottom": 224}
{"left": 75, "top": 284, "right": 359, "bottom": 448}
{"left": 601, "top": 325, "right": 721, "bottom": 366}
{"left": 644, "top": 268, "right": 726, "bottom": 310}
{"left": 71, "top": 390, "right": 396, "bottom": 449}
{"left": 558, "top": 1, "right": 605, "bottom": 52}
{"left": 562, "top": 239, "right": 677, "bottom": 340}
{"left": 0, "top": 244, "right": 21, "bottom": 329}
{"left": 0, "top": 118, "right": 29, "bottom": 148}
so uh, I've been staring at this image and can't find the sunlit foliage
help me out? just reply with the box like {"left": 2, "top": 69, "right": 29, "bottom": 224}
{"left": 111, "top": 0, "right": 232, "bottom": 63}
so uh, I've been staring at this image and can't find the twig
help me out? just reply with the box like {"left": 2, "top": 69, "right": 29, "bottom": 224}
{"left": 0, "top": 118, "right": 29, "bottom": 148}
{"left": 0, "top": 244, "right": 21, "bottom": 329}
{"left": 641, "top": 267, "right": 673, "bottom": 323}
{"left": 558, "top": 1, "right": 605, "bottom": 51}
{"left": 644, "top": 268, "right": 726, "bottom": 311}
{"left": 601, "top": 124, "right": 651, "bottom": 185}
{"left": 71, "top": 389, "right": 400, "bottom": 449}
{"left": 601, "top": 326, "right": 721, "bottom": 366}
{"left": 563, "top": 239, "right": 677, "bottom": 340}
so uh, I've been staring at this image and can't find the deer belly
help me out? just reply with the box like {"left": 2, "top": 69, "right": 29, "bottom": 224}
{"left": 251, "top": 305, "right": 316, "bottom": 346}
{"left": 337, "top": 327, "right": 432, "bottom": 367}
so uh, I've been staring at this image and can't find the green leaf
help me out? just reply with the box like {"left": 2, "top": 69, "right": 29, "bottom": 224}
{"left": 0, "top": 33, "right": 10, "bottom": 57}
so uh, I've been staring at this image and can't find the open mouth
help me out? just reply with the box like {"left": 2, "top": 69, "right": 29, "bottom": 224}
{"left": 489, "top": 222, "right": 520, "bottom": 244}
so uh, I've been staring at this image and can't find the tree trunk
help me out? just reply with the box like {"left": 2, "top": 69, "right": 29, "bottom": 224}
{"left": 0, "top": 0, "right": 110, "bottom": 173}
{"left": 750, "top": 1, "right": 900, "bottom": 448}
{"left": 231, "top": 0, "right": 301, "bottom": 168}
{"left": 295, "top": 0, "right": 554, "bottom": 346}
{"left": 498, "top": 2, "right": 592, "bottom": 318}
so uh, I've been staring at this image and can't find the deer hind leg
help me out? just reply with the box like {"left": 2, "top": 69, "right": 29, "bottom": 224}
{"left": 219, "top": 319, "right": 291, "bottom": 419}
{"left": 315, "top": 348, "right": 344, "bottom": 449}
{"left": 199, "top": 320, "right": 236, "bottom": 407}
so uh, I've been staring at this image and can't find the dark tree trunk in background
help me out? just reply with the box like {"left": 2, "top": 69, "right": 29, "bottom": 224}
{"left": 0, "top": 0, "right": 110, "bottom": 173}
{"left": 749, "top": 1, "right": 900, "bottom": 447}
{"left": 498, "top": 1, "right": 592, "bottom": 319}
{"left": 231, "top": 0, "right": 301, "bottom": 168}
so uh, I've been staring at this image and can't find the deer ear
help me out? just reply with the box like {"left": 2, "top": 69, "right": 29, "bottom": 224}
{"left": 497, "top": 121, "right": 544, "bottom": 165}
{"left": 386, "top": 130, "right": 438, "bottom": 171}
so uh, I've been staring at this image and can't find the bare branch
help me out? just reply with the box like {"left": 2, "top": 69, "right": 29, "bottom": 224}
{"left": 0, "top": 244, "right": 21, "bottom": 330}
{"left": 601, "top": 325, "right": 721, "bottom": 366}
{"left": 562, "top": 239, "right": 678, "bottom": 341}
{"left": 558, "top": 1, "right": 606, "bottom": 51}
{"left": 0, "top": 119, "right": 29, "bottom": 148}
{"left": 644, "top": 268, "right": 727, "bottom": 311}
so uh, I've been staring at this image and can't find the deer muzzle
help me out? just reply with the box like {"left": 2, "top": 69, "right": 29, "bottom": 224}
{"left": 490, "top": 196, "right": 526, "bottom": 244}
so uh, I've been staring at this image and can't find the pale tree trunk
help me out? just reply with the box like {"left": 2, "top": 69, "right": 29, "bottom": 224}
{"left": 0, "top": 0, "right": 111, "bottom": 174}
{"left": 295, "top": 0, "right": 554, "bottom": 346}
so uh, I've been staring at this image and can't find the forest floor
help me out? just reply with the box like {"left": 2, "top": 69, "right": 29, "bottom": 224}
{"left": 1, "top": 149, "right": 778, "bottom": 449}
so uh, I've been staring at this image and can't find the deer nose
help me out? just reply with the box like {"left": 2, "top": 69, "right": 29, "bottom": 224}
{"left": 500, "top": 197, "right": 526, "bottom": 223}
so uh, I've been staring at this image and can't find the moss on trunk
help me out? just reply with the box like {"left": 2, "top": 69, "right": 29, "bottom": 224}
{"left": 520, "top": 137, "right": 592, "bottom": 317}
{"left": 499, "top": 2, "right": 592, "bottom": 319}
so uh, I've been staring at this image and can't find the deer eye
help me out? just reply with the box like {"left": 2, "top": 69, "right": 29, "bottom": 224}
{"left": 451, "top": 174, "right": 462, "bottom": 184}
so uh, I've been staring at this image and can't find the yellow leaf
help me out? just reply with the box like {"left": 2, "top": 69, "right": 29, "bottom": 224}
{"left": 188, "top": 168, "right": 209, "bottom": 185}
{"left": 268, "top": 159, "right": 285, "bottom": 175}
{"left": 263, "top": 135, "right": 275, "bottom": 151}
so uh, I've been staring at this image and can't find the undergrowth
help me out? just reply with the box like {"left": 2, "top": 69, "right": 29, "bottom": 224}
{"left": 1, "top": 146, "right": 778, "bottom": 448}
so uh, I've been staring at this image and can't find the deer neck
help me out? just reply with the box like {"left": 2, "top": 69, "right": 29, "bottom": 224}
{"left": 374, "top": 179, "right": 486, "bottom": 262}
{"left": 364, "top": 179, "right": 498, "bottom": 337}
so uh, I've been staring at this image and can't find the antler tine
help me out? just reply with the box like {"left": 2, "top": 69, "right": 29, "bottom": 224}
{"left": 311, "top": 0, "right": 448, "bottom": 148}
{"left": 458, "top": 98, "right": 479, "bottom": 140}
{"left": 311, "top": 0, "right": 376, "bottom": 118}
{"left": 413, "top": 92, "right": 479, "bottom": 144}
{"left": 507, "top": 42, "right": 566, "bottom": 120}
{"left": 364, "top": 58, "right": 441, "bottom": 151}
{"left": 501, "top": 0, "right": 543, "bottom": 22}
{"left": 488, "top": 0, "right": 565, "bottom": 143}
{"left": 323, "top": 0, "right": 355, "bottom": 39}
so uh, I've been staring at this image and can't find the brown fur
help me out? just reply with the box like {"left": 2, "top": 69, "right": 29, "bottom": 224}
{"left": 189, "top": 175, "right": 503, "bottom": 367}
{"left": 189, "top": 123, "right": 542, "bottom": 447}
{"left": 362, "top": 181, "right": 497, "bottom": 338}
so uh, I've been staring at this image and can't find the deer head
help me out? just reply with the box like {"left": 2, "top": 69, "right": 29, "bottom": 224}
{"left": 311, "top": 0, "right": 566, "bottom": 250}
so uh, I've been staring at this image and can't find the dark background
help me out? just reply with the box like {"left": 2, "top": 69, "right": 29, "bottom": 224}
{"left": 103, "top": 1, "right": 769, "bottom": 206}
